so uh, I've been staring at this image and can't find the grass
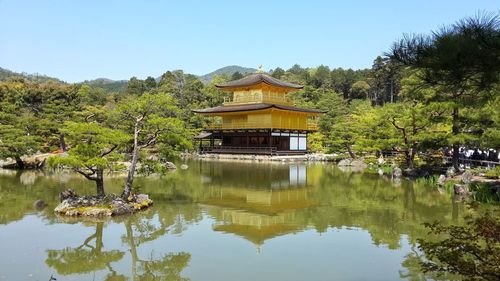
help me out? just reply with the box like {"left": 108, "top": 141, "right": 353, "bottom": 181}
{"left": 416, "top": 175, "right": 438, "bottom": 185}
{"left": 469, "top": 183, "right": 500, "bottom": 204}
{"left": 416, "top": 175, "right": 456, "bottom": 193}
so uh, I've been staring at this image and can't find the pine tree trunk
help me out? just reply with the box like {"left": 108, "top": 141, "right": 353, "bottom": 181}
{"left": 59, "top": 133, "right": 67, "bottom": 152}
{"left": 125, "top": 221, "right": 138, "bottom": 281}
{"left": 95, "top": 222, "right": 104, "bottom": 253}
{"left": 404, "top": 148, "right": 416, "bottom": 169}
{"left": 346, "top": 144, "right": 357, "bottom": 159}
{"left": 409, "top": 148, "right": 416, "bottom": 169}
{"left": 95, "top": 169, "right": 105, "bottom": 197}
{"left": 15, "top": 156, "right": 25, "bottom": 169}
{"left": 452, "top": 107, "right": 460, "bottom": 172}
{"left": 122, "top": 123, "right": 139, "bottom": 199}
{"left": 390, "top": 78, "right": 394, "bottom": 103}
{"left": 404, "top": 151, "right": 413, "bottom": 169}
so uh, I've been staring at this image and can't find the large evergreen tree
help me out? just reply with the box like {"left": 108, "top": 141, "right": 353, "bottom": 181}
{"left": 390, "top": 13, "right": 500, "bottom": 171}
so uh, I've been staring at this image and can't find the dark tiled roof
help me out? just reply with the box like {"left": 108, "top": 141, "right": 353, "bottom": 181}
{"left": 216, "top": 73, "right": 303, "bottom": 89}
{"left": 192, "top": 103, "right": 326, "bottom": 114}
{"left": 194, "top": 132, "right": 212, "bottom": 139}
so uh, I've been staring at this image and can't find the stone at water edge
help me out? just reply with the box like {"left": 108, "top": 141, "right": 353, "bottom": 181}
{"left": 404, "top": 168, "right": 419, "bottom": 177}
{"left": 392, "top": 167, "right": 403, "bottom": 178}
{"left": 33, "top": 199, "right": 47, "bottom": 210}
{"left": 65, "top": 207, "right": 112, "bottom": 217}
{"left": 54, "top": 188, "right": 155, "bottom": 217}
{"left": 437, "top": 174, "right": 447, "bottom": 186}
{"left": 136, "top": 194, "right": 153, "bottom": 206}
{"left": 446, "top": 167, "right": 456, "bottom": 177}
{"left": 377, "top": 157, "right": 385, "bottom": 165}
{"left": 350, "top": 159, "right": 368, "bottom": 172}
{"left": 110, "top": 200, "right": 135, "bottom": 216}
{"left": 378, "top": 168, "right": 384, "bottom": 176}
{"left": 393, "top": 178, "right": 402, "bottom": 187}
{"left": 337, "top": 159, "right": 351, "bottom": 166}
{"left": 461, "top": 170, "right": 473, "bottom": 184}
{"left": 54, "top": 200, "right": 73, "bottom": 213}
{"left": 59, "top": 189, "right": 78, "bottom": 202}
{"left": 454, "top": 184, "right": 469, "bottom": 196}
{"left": 165, "top": 162, "right": 177, "bottom": 170}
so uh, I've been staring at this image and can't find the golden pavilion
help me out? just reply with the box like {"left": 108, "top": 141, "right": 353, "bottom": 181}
{"left": 199, "top": 162, "right": 319, "bottom": 249}
{"left": 193, "top": 70, "right": 324, "bottom": 155}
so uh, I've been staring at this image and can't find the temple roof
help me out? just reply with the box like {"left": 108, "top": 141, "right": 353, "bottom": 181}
{"left": 192, "top": 103, "right": 325, "bottom": 114}
{"left": 216, "top": 73, "right": 303, "bottom": 90}
{"left": 213, "top": 224, "right": 301, "bottom": 245}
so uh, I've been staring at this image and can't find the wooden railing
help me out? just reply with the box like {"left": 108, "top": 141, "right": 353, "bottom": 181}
{"left": 307, "top": 122, "right": 318, "bottom": 131}
{"left": 443, "top": 157, "right": 500, "bottom": 168}
{"left": 201, "top": 146, "right": 277, "bottom": 155}
{"left": 381, "top": 150, "right": 500, "bottom": 168}
{"left": 207, "top": 121, "right": 318, "bottom": 131}
{"left": 223, "top": 93, "right": 292, "bottom": 106}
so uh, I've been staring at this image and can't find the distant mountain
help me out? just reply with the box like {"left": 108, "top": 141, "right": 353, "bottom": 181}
{"left": 0, "top": 67, "right": 64, "bottom": 83}
{"left": 81, "top": 78, "right": 128, "bottom": 93}
{"left": 0, "top": 65, "right": 258, "bottom": 92}
{"left": 198, "top": 65, "right": 257, "bottom": 83}
{"left": 0, "top": 67, "right": 128, "bottom": 93}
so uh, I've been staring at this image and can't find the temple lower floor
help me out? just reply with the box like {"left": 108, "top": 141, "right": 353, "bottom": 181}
{"left": 196, "top": 129, "right": 310, "bottom": 155}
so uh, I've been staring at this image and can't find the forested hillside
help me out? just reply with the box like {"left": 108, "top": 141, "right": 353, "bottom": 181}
{"left": 0, "top": 67, "right": 64, "bottom": 83}
{"left": 198, "top": 65, "right": 256, "bottom": 84}
{"left": 80, "top": 78, "right": 128, "bottom": 93}
{"left": 0, "top": 14, "right": 498, "bottom": 173}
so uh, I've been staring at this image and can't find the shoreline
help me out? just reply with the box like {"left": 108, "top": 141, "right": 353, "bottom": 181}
{"left": 182, "top": 153, "right": 338, "bottom": 163}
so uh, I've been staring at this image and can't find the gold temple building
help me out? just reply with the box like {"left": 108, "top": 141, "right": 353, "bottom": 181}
{"left": 193, "top": 71, "right": 325, "bottom": 154}
{"left": 199, "top": 163, "right": 319, "bottom": 249}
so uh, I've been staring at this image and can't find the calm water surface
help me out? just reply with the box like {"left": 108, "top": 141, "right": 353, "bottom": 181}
{"left": 0, "top": 160, "right": 471, "bottom": 281}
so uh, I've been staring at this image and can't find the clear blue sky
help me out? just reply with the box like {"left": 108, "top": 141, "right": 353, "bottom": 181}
{"left": 1, "top": 0, "right": 498, "bottom": 82}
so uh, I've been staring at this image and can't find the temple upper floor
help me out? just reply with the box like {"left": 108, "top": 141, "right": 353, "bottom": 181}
{"left": 216, "top": 73, "right": 303, "bottom": 106}
{"left": 224, "top": 88, "right": 293, "bottom": 106}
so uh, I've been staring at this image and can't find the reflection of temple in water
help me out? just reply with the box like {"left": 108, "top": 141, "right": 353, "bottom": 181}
{"left": 201, "top": 162, "right": 308, "bottom": 189}
{"left": 199, "top": 162, "right": 317, "bottom": 249}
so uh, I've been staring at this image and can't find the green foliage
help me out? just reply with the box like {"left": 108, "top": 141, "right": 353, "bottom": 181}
{"left": 81, "top": 78, "right": 128, "bottom": 94}
{"left": 484, "top": 167, "right": 500, "bottom": 179}
{"left": 0, "top": 67, "right": 64, "bottom": 83}
{"left": 114, "top": 92, "right": 191, "bottom": 156}
{"left": 230, "top": 71, "right": 243, "bottom": 81}
{"left": 349, "top": 80, "right": 370, "bottom": 100}
{"left": 390, "top": 13, "right": 500, "bottom": 169}
{"left": 368, "top": 56, "right": 402, "bottom": 104}
{"left": 113, "top": 92, "right": 191, "bottom": 197}
{"left": 271, "top": 67, "right": 285, "bottom": 79}
{"left": 418, "top": 213, "right": 500, "bottom": 280}
{"left": 321, "top": 99, "right": 383, "bottom": 156}
{"left": 47, "top": 121, "right": 128, "bottom": 195}
{"left": 202, "top": 74, "right": 230, "bottom": 107}
{"left": 51, "top": 122, "right": 128, "bottom": 165}
{"left": 0, "top": 111, "right": 41, "bottom": 160}
{"left": 469, "top": 183, "right": 500, "bottom": 203}
{"left": 480, "top": 94, "right": 500, "bottom": 148}
{"left": 391, "top": 14, "right": 500, "bottom": 105}
{"left": 377, "top": 101, "right": 450, "bottom": 168}
{"left": 307, "top": 132, "right": 326, "bottom": 153}
{"left": 137, "top": 158, "right": 168, "bottom": 176}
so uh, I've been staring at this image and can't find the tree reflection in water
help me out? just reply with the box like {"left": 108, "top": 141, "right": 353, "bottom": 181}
{"left": 45, "top": 218, "right": 191, "bottom": 281}
{"left": 45, "top": 222, "right": 124, "bottom": 276}
{"left": 1, "top": 160, "right": 489, "bottom": 280}
{"left": 124, "top": 219, "right": 191, "bottom": 281}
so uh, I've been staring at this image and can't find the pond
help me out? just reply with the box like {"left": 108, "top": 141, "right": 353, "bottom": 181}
{"left": 0, "top": 160, "right": 472, "bottom": 281}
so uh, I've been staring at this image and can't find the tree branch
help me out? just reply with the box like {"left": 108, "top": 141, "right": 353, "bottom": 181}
{"left": 75, "top": 168, "right": 97, "bottom": 181}
{"left": 100, "top": 144, "right": 118, "bottom": 157}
